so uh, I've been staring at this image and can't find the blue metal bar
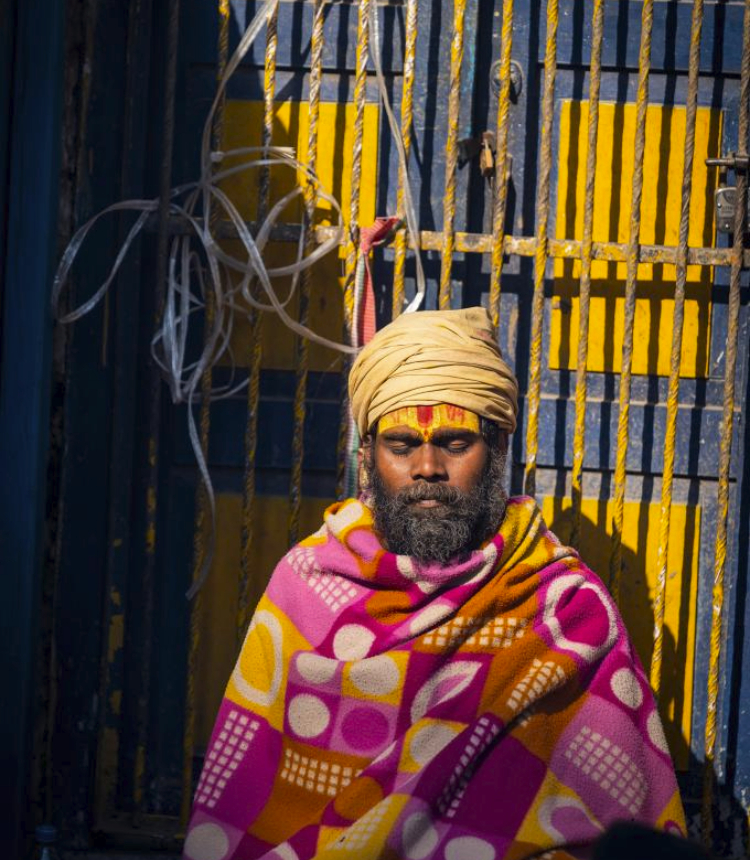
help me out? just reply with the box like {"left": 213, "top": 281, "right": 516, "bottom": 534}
{"left": 0, "top": 0, "right": 65, "bottom": 853}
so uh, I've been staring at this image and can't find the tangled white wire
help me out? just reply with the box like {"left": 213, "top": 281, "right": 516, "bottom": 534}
{"left": 51, "top": 0, "right": 424, "bottom": 596}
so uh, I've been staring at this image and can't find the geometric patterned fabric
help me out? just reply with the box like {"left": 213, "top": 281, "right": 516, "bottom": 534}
{"left": 182, "top": 496, "right": 686, "bottom": 860}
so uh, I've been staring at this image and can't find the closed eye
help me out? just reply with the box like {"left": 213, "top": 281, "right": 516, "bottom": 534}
{"left": 382, "top": 434, "right": 421, "bottom": 456}
{"left": 432, "top": 433, "right": 477, "bottom": 454}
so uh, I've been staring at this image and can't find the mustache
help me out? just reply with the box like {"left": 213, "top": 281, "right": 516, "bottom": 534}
{"left": 395, "top": 481, "right": 464, "bottom": 506}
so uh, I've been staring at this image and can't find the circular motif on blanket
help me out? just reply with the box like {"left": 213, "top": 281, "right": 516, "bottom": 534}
{"left": 232, "top": 610, "right": 283, "bottom": 707}
{"left": 402, "top": 811, "right": 439, "bottom": 860}
{"left": 409, "top": 723, "right": 460, "bottom": 767}
{"left": 183, "top": 823, "right": 230, "bottom": 860}
{"left": 268, "top": 846, "right": 299, "bottom": 860}
{"left": 543, "top": 574, "right": 617, "bottom": 664}
{"left": 396, "top": 556, "right": 440, "bottom": 594}
{"left": 610, "top": 666, "right": 643, "bottom": 709}
{"left": 483, "top": 542, "right": 498, "bottom": 564}
{"left": 409, "top": 603, "right": 451, "bottom": 637}
{"left": 646, "top": 708, "right": 670, "bottom": 754}
{"left": 333, "top": 624, "right": 375, "bottom": 661}
{"left": 397, "top": 555, "right": 418, "bottom": 581}
{"left": 538, "top": 796, "right": 601, "bottom": 844}
{"left": 287, "top": 693, "right": 330, "bottom": 739}
{"left": 341, "top": 706, "right": 390, "bottom": 751}
{"left": 296, "top": 652, "right": 337, "bottom": 685}
{"left": 349, "top": 655, "right": 400, "bottom": 696}
{"left": 332, "top": 500, "right": 366, "bottom": 531}
{"left": 467, "top": 542, "right": 499, "bottom": 585}
{"left": 444, "top": 836, "right": 495, "bottom": 860}
{"left": 664, "top": 820, "right": 684, "bottom": 837}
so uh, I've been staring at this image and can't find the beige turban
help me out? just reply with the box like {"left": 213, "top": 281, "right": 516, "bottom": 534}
{"left": 348, "top": 307, "right": 519, "bottom": 436}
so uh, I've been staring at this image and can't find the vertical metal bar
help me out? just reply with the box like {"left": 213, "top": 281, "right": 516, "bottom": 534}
{"left": 703, "top": 0, "right": 750, "bottom": 842}
{"left": 391, "top": 0, "right": 418, "bottom": 320}
{"left": 257, "top": 4, "right": 279, "bottom": 227}
{"left": 238, "top": 0, "right": 279, "bottom": 641}
{"left": 650, "top": 0, "right": 704, "bottom": 696}
{"left": 134, "top": 0, "right": 180, "bottom": 818}
{"left": 238, "top": 307, "right": 263, "bottom": 639}
{"left": 488, "top": 0, "right": 515, "bottom": 327}
{"left": 439, "top": 0, "right": 467, "bottom": 310}
{"left": 95, "top": 0, "right": 153, "bottom": 822}
{"left": 288, "top": 0, "right": 327, "bottom": 546}
{"left": 343, "top": 0, "right": 371, "bottom": 327}
{"left": 523, "top": 0, "right": 559, "bottom": 498}
{"left": 609, "top": 0, "right": 654, "bottom": 605}
{"left": 570, "top": 0, "right": 604, "bottom": 548}
{"left": 180, "top": 0, "right": 230, "bottom": 825}
{"left": 337, "top": 0, "right": 371, "bottom": 498}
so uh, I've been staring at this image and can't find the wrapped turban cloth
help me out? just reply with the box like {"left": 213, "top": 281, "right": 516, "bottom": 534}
{"left": 348, "top": 306, "right": 519, "bottom": 436}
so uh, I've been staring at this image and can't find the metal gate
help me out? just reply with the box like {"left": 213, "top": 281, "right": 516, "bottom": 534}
{"left": 40, "top": 0, "right": 750, "bottom": 856}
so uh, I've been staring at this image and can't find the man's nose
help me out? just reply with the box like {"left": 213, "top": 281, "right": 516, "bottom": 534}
{"left": 410, "top": 443, "right": 447, "bottom": 481}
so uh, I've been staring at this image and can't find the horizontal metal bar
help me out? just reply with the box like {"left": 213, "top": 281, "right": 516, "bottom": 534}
{"left": 159, "top": 217, "right": 747, "bottom": 267}
{"left": 325, "top": 0, "right": 404, "bottom": 5}
{"left": 419, "top": 233, "right": 743, "bottom": 266}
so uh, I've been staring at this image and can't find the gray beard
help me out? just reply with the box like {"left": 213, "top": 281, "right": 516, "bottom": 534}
{"left": 368, "top": 449, "right": 508, "bottom": 565}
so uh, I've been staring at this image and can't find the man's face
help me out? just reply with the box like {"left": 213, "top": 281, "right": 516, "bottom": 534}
{"left": 364, "top": 405, "right": 507, "bottom": 564}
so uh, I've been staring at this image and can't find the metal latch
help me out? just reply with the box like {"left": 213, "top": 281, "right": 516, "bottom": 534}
{"left": 706, "top": 152, "right": 750, "bottom": 234}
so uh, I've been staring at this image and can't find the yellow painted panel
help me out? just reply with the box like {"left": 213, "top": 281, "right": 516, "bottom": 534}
{"left": 541, "top": 495, "right": 700, "bottom": 769}
{"left": 195, "top": 493, "right": 333, "bottom": 747}
{"left": 216, "top": 99, "right": 379, "bottom": 372}
{"left": 550, "top": 102, "right": 722, "bottom": 377}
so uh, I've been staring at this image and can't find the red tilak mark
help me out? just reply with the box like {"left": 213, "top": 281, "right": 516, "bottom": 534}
{"left": 416, "top": 406, "right": 434, "bottom": 427}
{"left": 446, "top": 404, "right": 467, "bottom": 422}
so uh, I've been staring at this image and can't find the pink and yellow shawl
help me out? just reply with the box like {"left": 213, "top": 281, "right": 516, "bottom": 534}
{"left": 183, "top": 496, "right": 685, "bottom": 860}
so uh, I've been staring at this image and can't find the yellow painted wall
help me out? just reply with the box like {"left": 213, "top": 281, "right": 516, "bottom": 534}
{"left": 218, "top": 99, "right": 380, "bottom": 372}
{"left": 550, "top": 101, "right": 722, "bottom": 378}
{"left": 541, "top": 495, "right": 700, "bottom": 769}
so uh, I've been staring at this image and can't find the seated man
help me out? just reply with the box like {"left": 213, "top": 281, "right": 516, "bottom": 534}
{"left": 183, "top": 307, "right": 685, "bottom": 860}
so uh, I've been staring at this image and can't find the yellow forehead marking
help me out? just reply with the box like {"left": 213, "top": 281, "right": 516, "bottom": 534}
{"left": 377, "top": 404, "right": 480, "bottom": 441}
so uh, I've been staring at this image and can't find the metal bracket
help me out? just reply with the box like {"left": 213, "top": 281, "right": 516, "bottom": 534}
{"left": 714, "top": 187, "right": 750, "bottom": 234}
{"left": 490, "top": 58, "right": 524, "bottom": 102}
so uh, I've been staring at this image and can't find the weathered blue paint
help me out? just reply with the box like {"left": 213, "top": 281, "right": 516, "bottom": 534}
{"left": 0, "top": 0, "right": 65, "bottom": 855}
{"left": 550, "top": 0, "right": 747, "bottom": 74}
{"left": 46, "top": 0, "right": 164, "bottom": 843}
{"left": 0, "top": 0, "right": 14, "bottom": 305}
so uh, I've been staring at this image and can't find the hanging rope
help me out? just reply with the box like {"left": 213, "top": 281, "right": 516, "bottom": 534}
{"left": 341, "top": 216, "right": 403, "bottom": 498}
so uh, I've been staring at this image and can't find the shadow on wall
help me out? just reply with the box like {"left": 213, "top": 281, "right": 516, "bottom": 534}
{"left": 544, "top": 502, "right": 696, "bottom": 769}
{"left": 544, "top": 505, "right": 748, "bottom": 856}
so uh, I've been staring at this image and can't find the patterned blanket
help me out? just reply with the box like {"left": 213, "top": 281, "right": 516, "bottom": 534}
{"left": 183, "top": 496, "right": 685, "bottom": 860}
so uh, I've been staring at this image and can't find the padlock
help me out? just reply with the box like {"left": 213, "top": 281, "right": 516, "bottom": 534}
{"left": 480, "top": 132, "right": 495, "bottom": 177}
